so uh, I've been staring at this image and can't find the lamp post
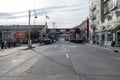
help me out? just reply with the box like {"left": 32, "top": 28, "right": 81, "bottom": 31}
{"left": 27, "top": 9, "right": 37, "bottom": 48}
{"left": 28, "top": 10, "right": 32, "bottom": 48}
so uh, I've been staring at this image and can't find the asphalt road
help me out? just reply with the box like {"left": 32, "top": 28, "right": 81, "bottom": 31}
{"left": 0, "top": 40, "right": 120, "bottom": 80}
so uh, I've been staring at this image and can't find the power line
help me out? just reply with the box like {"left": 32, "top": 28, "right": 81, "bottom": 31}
{"left": 0, "top": 4, "right": 83, "bottom": 19}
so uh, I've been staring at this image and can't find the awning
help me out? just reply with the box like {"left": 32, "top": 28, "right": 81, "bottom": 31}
{"left": 112, "top": 25, "right": 120, "bottom": 33}
{"left": 100, "top": 29, "right": 112, "bottom": 33}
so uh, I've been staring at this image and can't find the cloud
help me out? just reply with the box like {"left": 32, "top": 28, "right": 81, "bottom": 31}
{"left": 59, "top": 6, "right": 88, "bottom": 12}
{"left": 0, "top": 13, "right": 12, "bottom": 16}
{"left": 0, "top": 13, "right": 13, "bottom": 19}
{"left": 0, "top": 4, "right": 83, "bottom": 19}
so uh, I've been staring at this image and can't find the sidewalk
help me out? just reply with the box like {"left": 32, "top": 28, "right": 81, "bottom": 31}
{"left": 0, "top": 43, "right": 40, "bottom": 57}
{"left": 86, "top": 43, "right": 120, "bottom": 53}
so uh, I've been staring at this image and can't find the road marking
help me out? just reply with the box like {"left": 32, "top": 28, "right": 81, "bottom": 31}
{"left": 54, "top": 45, "right": 58, "bottom": 48}
{"left": 66, "top": 53, "right": 69, "bottom": 59}
{"left": 12, "top": 59, "right": 24, "bottom": 63}
{"left": 69, "top": 46, "right": 77, "bottom": 48}
{"left": 101, "top": 47, "right": 111, "bottom": 50}
{"left": 5, "top": 55, "right": 40, "bottom": 76}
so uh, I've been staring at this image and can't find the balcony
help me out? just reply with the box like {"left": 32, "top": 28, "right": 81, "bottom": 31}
{"left": 107, "top": 14, "right": 112, "bottom": 21}
{"left": 103, "top": 0, "right": 108, "bottom": 3}
{"left": 90, "top": 4, "right": 96, "bottom": 11}
{"left": 117, "top": 0, "right": 120, "bottom": 7}
{"left": 104, "top": 7, "right": 109, "bottom": 15}
{"left": 109, "top": 0, "right": 120, "bottom": 11}
{"left": 90, "top": 14, "right": 96, "bottom": 20}
{"left": 90, "top": 24, "right": 96, "bottom": 29}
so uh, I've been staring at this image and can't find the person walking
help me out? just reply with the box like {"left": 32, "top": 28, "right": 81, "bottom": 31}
{"left": 8, "top": 41, "right": 10, "bottom": 48}
{"left": 1, "top": 41, "right": 4, "bottom": 49}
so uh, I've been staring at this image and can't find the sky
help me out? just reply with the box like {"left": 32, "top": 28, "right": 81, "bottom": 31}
{"left": 0, "top": 0, "right": 89, "bottom": 28}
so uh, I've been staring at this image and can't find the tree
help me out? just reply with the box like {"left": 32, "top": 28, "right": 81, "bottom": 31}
{"left": 26, "top": 28, "right": 40, "bottom": 40}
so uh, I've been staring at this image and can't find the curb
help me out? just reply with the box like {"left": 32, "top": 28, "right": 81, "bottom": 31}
{"left": 0, "top": 44, "right": 39, "bottom": 58}
{"left": 23, "top": 46, "right": 36, "bottom": 50}
{"left": 86, "top": 44, "right": 120, "bottom": 53}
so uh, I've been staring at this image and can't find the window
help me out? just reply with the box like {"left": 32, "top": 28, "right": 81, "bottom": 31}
{"left": 110, "top": 0, "right": 117, "bottom": 10}
{"left": 104, "top": 2, "right": 109, "bottom": 14}
{"left": 108, "top": 0, "right": 112, "bottom": 10}
{"left": 116, "top": 31, "right": 120, "bottom": 46}
{"left": 107, "top": 34, "right": 112, "bottom": 41}
{"left": 104, "top": 0, "right": 108, "bottom": 3}
{"left": 116, "top": 0, "right": 120, "bottom": 6}
{"left": 111, "top": 11, "right": 117, "bottom": 18}
{"left": 113, "top": 0, "right": 117, "bottom": 7}
{"left": 104, "top": 14, "right": 109, "bottom": 22}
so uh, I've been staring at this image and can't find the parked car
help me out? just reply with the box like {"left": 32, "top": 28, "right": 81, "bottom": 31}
{"left": 43, "top": 39, "right": 52, "bottom": 44}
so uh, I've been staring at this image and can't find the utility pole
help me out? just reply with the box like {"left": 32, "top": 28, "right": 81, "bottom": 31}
{"left": 28, "top": 10, "right": 32, "bottom": 48}
{"left": 52, "top": 22, "right": 56, "bottom": 41}
{"left": 52, "top": 22, "right": 56, "bottom": 29}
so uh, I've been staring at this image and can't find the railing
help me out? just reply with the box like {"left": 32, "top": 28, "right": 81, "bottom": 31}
{"left": 90, "top": 14, "right": 96, "bottom": 20}
{"left": 90, "top": 4, "right": 96, "bottom": 11}
{"left": 103, "top": 0, "right": 108, "bottom": 3}
{"left": 90, "top": 24, "right": 96, "bottom": 29}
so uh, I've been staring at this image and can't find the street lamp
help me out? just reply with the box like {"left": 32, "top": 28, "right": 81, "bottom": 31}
{"left": 28, "top": 10, "right": 37, "bottom": 48}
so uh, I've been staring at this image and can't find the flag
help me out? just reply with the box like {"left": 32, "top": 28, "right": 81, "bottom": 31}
{"left": 46, "top": 15, "right": 50, "bottom": 19}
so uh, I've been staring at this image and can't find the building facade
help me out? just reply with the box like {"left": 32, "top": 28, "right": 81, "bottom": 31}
{"left": 89, "top": 0, "right": 120, "bottom": 46}
{"left": 0, "top": 25, "right": 45, "bottom": 41}
{"left": 74, "top": 18, "right": 89, "bottom": 43}
{"left": 101, "top": 0, "right": 120, "bottom": 46}
{"left": 89, "top": 0, "right": 102, "bottom": 44}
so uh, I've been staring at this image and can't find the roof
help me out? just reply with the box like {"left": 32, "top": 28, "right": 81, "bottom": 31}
{"left": 0, "top": 25, "right": 45, "bottom": 30}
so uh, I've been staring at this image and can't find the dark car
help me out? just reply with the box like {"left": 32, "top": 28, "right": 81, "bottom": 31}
{"left": 43, "top": 39, "right": 52, "bottom": 44}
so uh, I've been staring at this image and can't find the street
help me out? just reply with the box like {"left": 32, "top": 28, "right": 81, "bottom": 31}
{"left": 0, "top": 40, "right": 120, "bottom": 80}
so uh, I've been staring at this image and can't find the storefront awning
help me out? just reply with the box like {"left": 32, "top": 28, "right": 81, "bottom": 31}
{"left": 112, "top": 25, "right": 120, "bottom": 33}
{"left": 100, "top": 29, "right": 112, "bottom": 33}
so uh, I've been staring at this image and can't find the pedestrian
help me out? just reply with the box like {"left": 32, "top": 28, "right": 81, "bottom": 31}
{"left": 13, "top": 41, "right": 16, "bottom": 47}
{"left": 8, "top": 41, "right": 10, "bottom": 48}
{"left": 1, "top": 41, "right": 4, "bottom": 49}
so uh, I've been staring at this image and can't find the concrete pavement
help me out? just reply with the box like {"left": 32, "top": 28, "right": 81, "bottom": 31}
{"left": 0, "top": 41, "right": 120, "bottom": 80}
{"left": 0, "top": 43, "right": 39, "bottom": 57}
{"left": 0, "top": 43, "right": 49, "bottom": 80}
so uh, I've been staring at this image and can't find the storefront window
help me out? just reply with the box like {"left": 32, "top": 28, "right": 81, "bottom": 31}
{"left": 107, "top": 34, "right": 112, "bottom": 41}
{"left": 104, "top": 2, "right": 108, "bottom": 14}
{"left": 117, "top": 32, "right": 120, "bottom": 42}
{"left": 102, "top": 34, "right": 105, "bottom": 41}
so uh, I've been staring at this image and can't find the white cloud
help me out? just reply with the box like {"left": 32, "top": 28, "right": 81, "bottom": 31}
{"left": 0, "top": 0, "right": 89, "bottom": 28}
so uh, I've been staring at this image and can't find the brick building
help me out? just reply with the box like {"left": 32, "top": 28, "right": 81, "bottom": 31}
{"left": 74, "top": 18, "right": 89, "bottom": 42}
